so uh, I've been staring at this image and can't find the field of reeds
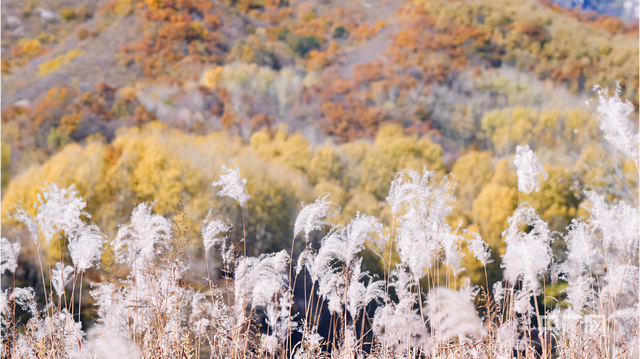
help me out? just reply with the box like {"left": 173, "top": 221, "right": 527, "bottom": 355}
{"left": 0, "top": 87, "right": 638, "bottom": 359}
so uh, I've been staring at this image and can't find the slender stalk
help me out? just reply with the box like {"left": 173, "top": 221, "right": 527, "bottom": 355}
{"left": 77, "top": 271, "right": 84, "bottom": 322}
{"left": 241, "top": 205, "right": 248, "bottom": 359}
{"left": 12, "top": 272, "right": 16, "bottom": 354}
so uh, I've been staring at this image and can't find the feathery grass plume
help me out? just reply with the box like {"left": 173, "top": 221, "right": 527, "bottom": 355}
{"left": 51, "top": 262, "right": 74, "bottom": 297}
{"left": 317, "top": 265, "right": 343, "bottom": 314}
{"left": 609, "top": 304, "right": 640, "bottom": 357}
{"left": 493, "top": 281, "right": 505, "bottom": 311}
{"left": 372, "top": 266, "right": 430, "bottom": 354}
{"left": 389, "top": 168, "right": 458, "bottom": 278}
{"left": 511, "top": 290, "right": 534, "bottom": 318}
{"left": 561, "top": 219, "right": 599, "bottom": 279}
{"left": 79, "top": 335, "right": 142, "bottom": 359}
{"left": 387, "top": 168, "right": 435, "bottom": 216}
{"left": 34, "top": 183, "right": 89, "bottom": 244}
{"left": 212, "top": 159, "right": 250, "bottom": 207}
{"left": 502, "top": 204, "right": 537, "bottom": 245}
{"left": 561, "top": 275, "right": 596, "bottom": 313}
{"left": 394, "top": 207, "right": 437, "bottom": 278}
{"left": 308, "top": 214, "right": 381, "bottom": 284}
{"left": 295, "top": 247, "right": 316, "bottom": 275}
{"left": 11, "top": 204, "right": 39, "bottom": 245}
{"left": 112, "top": 202, "right": 171, "bottom": 264}
{"left": 346, "top": 258, "right": 384, "bottom": 320}
{"left": 584, "top": 191, "right": 639, "bottom": 259}
{"left": 514, "top": 145, "right": 548, "bottom": 194}
{"left": 601, "top": 264, "right": 639, "bottom": 303}
{"left": 501, "top": 204, "right": 552, "bottom": 292}
{"left": 233, "top": 250, "right": 296, "bottom": 355}
{"left": 11, "top": 287, "right": 37, "bottom": 315}
{"left": 294, "top": 194, "right": 335, "bottom": 240}
{"left": 264, "top": 291, "right": 298, "bottom": 354}
{"left": 189, "top": 292, "right": 211, "bottom": 337}
{"left": 89, "top": 281, "right": 125, "bottom": 334}
{"left": 466, "top": 230, "right": 492, "bottom": 266}
{"left": 68, "top": 223, "right": 105, "bottom": 272}
{"left": 441, "top": 230, "right": 465, "bottom": 275}
{"left": 1, "top": 290, "right": 8, "bottom": 316}
{"left": 502, "top": 238, "right": 551, "bottom": 292}
{"left": 426, "top": 287, "right": 483, "bottom": 342}
{"left": 202, "top": 215, "right": 231, "bottom": 253}
{"left": 310, "top": 214, "right": 383, "bottom": 315}
{"left": 41, "top": 309, "right": 85, "bottom": 355}
{"left": 558, "top": 219, "right": 599, "bottom": 315}
{"left": 428, "top": 176, "right": 456, "bottom": 240}
{"left": 594, "top": 84, "right": 639, "bottom": 165}
{"left": 0, "top": 237, "right": 20, "bottom": 274}
{"left": 325, "top": 213, "right": 382, "bottom": 266}
{"left": 495, "top": 319, "right": 521, "bottom": 357}
{"left": 457, "top": 278, "right": 480, "bottom": 302}
{"left": 234, "top": 250, "right": 291, "bottom": 319}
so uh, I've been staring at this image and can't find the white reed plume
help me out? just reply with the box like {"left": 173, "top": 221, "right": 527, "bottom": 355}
{"left": 372, "top": 266, "right": 429, "bottom": 354}
{"left": 68, "top": 223, "right": 105, "bottom": 272}
{"left": 234, "top": 251, "right": 290, "bottom": 320}
{"left": 294, "top": 194, "right": 335, "bottom": 240}
{"left": 212, "top": 160, "right": 250, "bottom": 207}
{"left": 1, "top": 290, "right": 8, "bottom": 316}
{"left": 502, "top": 239, "right": 551, "bottom": 293}
{"left": 514, "top": 145, "right": 548, "bottom": 194}
{"left": 90, "top": 281, "right": 126, "bottom": 335}
{"left": 310, "top": 214, "right": 382, "bottom": 281}
{"left": 389, "top": 168, "right": 459, "bottom": 278}
{"left": 466, "top": 230, "right": 493, "bottom": 267}
{"left": 78, "top": 335, "right": 142, "bottom": 359}
{"left": 387, "top": 168, "right": 434, "bottom": 216}
{"left": 441, "top": 230, "right": 464, "bottom": 275}
{"left": 493, "top": 282, "right": 505, "bottom": 311}
{"left": 426, "top": 287, "right": 483, "bottom": 342}
{"left": 561, "top": 219, "right": 599, "bottom": 279}
{"left": 561, "top": 275, "right": 595, "bottom": 313}
{"left": 593, "top": 84, "right": 639, "bottom": 164}
{"left": 34, "top": 183, "right": 89, "bottom": 244}
{"left": 501, "top": 204, "right": 552, "bottom": 292}
{"left": 601, "top": 263, "right": 639, "bottom": 303}
{"left": 309, "top": 214, "right": 384, "bottom": 315}
{"left": 512, "top": 290, "right": 534, "bottom": 319}
{"left": 11, "top": 184, "right": 91, "bottom": 247}
{"left": 264, "top": 291, "right": 298, "bottom": 354}
{"left": 11, "top": 204, "right": 39, "bottom": 245}
{"left": 346, "top": 259, "right": 384, "bottom": 319}
{"left": 1, "top": 237, "right": 20, "bottom": 274}
{"left": 51, "top": 262, "right": 74, "bottom": 297}
{"left": 457, "top": 278, "right": 480, "bottom": 302}
{"left": 202, "top": 214, "right": 232, "bottom": 253}
{"left": 609, "top": 304, "right": 639, "bottom": 356}
{"left": 11, "top": 287, "right": 37, "bottom": 315}
{"left": 584, "top": 191, "right": 639, "bottom": 259}
{"left": 113, "top": 202, "right": 171, "bottom": 264}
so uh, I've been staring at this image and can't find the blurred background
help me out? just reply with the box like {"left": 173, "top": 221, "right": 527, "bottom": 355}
{"left": 1, "top": 0, "right": 638, "bottom": 330}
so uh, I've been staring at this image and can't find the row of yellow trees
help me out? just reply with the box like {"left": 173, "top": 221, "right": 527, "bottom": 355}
{"left": 3, "top": 117, "right": 636, "bottom": 292}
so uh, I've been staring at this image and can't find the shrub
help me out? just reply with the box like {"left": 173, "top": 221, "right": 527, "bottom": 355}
{"left": 333, "top": 25, "right": 349, "bottom": 39}
{"left": 285, "top": 32, "right": 320, "bottom": 57}
{"left": 60, "top": 8, "right": 77, "bottom": 21}
{"left": 76, "top": 28, "right": 90, "bottom": 40}
{"left": 1, "top": 141, "right": 10, "bottom": 190}
{"left": 47, "top": 127, "right": 71, "bottom": 151}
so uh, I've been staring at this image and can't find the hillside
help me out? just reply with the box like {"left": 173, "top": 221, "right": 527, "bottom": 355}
{"left": 1, "top": 1, "right": 639, "bottom": 357}
{"left": 1, "top": 0, "right": 639, "bottom": 333}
